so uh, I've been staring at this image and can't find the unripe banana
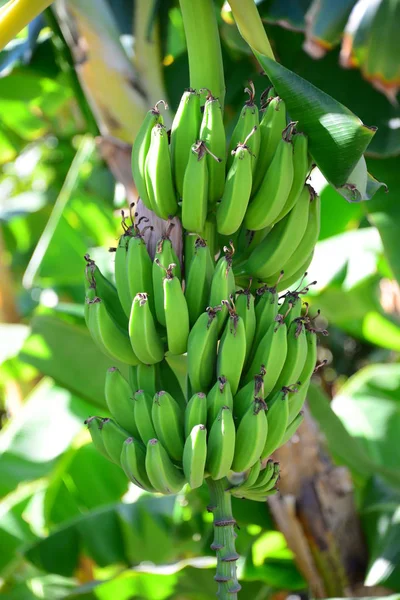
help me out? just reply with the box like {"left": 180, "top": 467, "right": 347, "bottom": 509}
{"left": 247, "top": 459, "right": 274, "bottom": 492}
{"left": 232, "top": 400, "right": 268, "bottom": 472}
{"left": 105, "top": 367, "right": 139, "bottom": 438}
{"left": 261, "top": 388, "right": 290, "bottom": 459}
{"left": 85, "top": 416, "right": 110, "bottom": 461}
{"left": 227, "top": 82, "right": 260, "bottom": 174}
{"left": 100, "top": 418, "right": 130, "bottom": 465}
{"left": 239, "top": 489, "right": 278, "bottom": 502}
{"left": 84, "top": 254, "right": 127, "bottom": 330}
{"left": 160, "top": 263, "right": 189, "bottom": 355}
{"left": 187, "top": 306, "right": 220, "bottom": 392}
{"left": 278, "top": 290, "right": 304, "bottom": 325}
{"left": 145, "top": 438, "right": 186, "bottom": 494}
{"left": 245, "top": 130, "right": 294, "bottom": 231}
{"left": 235, "top": 289, "right": 256, "bottom": 366}
{"left": 216, "top": 139, "right": 253, "bottom": 236}
{"left": 287, "top": 381, "right": 310, "bottom": 426}
{"left": 234, "top": 225, "right": 271, "bottom": 264}
{"left": 133, "top": 389, "right": 157, "bottom": 444}
{"left": 114, "top": 232, "right": 133, "bottom": 318}
{"left": 153, "top": 232, "right": 181, "bottom": 327}
{"left": 185, "top": 392, "right": 208, "bottom": 437}
{"left": 273, "top": 132, "right": 310, "bottom": 223}
{"left": 185, "top": 237, "right": 214, "bottom": 327}
{"left": 252, "top": 96, "right": 287, "bottom": 194}
{"left": 87, "top": 298, "right": 139, "bottom": 366}
{"left": 131, "top": 101, "right": 166, "bottom": 210}
{"left": 206, "top": 406, "right": 236, "bottom": 480}
{"left": 183, "top": 424, "right": 207, "bottom": 489}
{"left": 245, "top": 185, "right": 311, "bottom": 280}
{"left": 145, "top": 123, "right": 178, "bottom": 220}
{"left": 272, "top": 318, "right": 308, "bottom": 394}
{"left": 128, "top": 366, "right": 138, "bottom": 392}
{"left": 152, "top": 391, "right": 184, "bottom": 463}
{"left": 230, "top": 459, "right": 261, "bottom": 495}
{"left": 298, "top": 326, "right": 318, "bottom": 385}
{"left": 234, "top": 367, "right": 266, "bottom": 420}
{"left": 136, "top": 362, "right": 160, "bottom": 397}
{"left": 121, "top": 437, "right": 156, "bottom": 492}
{"left": 201, "top": 218, "right": 218, "bottom": 261}
{"left": 207, "top": 376, "right": 233, "bottom": 427}
{"left": 129, "top": 293, "right": 164, "bottom": 365}
{"left": 209, "top": 244, "right": 236, "bottom": 334}
{"left": 217, "top": 304, "right": 246, "bottom": 395}
{"left": 182, "top": 141, "right": 211, "bottom": 233}
{"left": 276, "top": 251, "right": 314, "bottom": 293}
{"left": 159, "top": 359, "right": 186, "bottom": 411}
{"left": 199, "top": 90, "right": 226, "bottom": 205}
{"left": 253, "top": 283, "right": 280, "bottom": 351}
{"left": 281, "top": 412, "right": 304, "bottom": 445}
{"left": 251, "top": 462, "right": 280, "bottom": 493}
{"left": 126, "top": 230, "right": 154, "bottom": 313}
{"left": 170, "top": 89, "right": 201, "bottom": 198}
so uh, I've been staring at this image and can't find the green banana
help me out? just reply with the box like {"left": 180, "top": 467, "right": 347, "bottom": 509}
{"left": 272, "top": 318, "right": 308, "bottom": 393}
{"left": 158, "top": 359, "right": 186, "bottom": 411}
{"left": 276, "top": 252, "right": 314, "bottom": 293}
{"left": 136, "top": 362, "right": 160, "bottom": 397}
{"left": 281, "top": 412, "right": 304, "bottom": 445}
{"left": 261, "top": 388, "right": 290, "bottom": 459}
{"left": 100, "top": 418, "right": 130, "bottom": 465}
{"left": 84, "top": 254, "right": 127, "bottom": 330}
{"left": 298, "top": 326, "right": 318, "bottom": 385}
{"left": 185, "top": 237, "right": 214, "bottom": 327}
{"left": 152, "top": 391, "right": 184, "bottom": 463}
{"left": 187, "top": 306, "right": 220, "bottom": 392}
{"left": 253, "top": 283, "right": 280, "bottom": 351}
{"left": 153, "top": 231, "right": 181, "bottom": 327}
{"left": 128, "top": 365, "right": 138, "bottom": 392}
{"left": 126, "top": 229, "right": 154, "bottom": 312}
{"left": 245, "top": 129, "right": 294, "bottom": 231}
{"left": 145, "top": 438, "right": 186, "bottom": 494}
{"left": 113, "top": 232, "right": 133, "bottom": 318}
{"left": 252, "top": 96, "right": 287, "bottom": 194}
{"left": 235, "top": 288, "right": 256, "bottom": 365}
{"left": 121, "top": 437, "right": 156, "bottom": 492}
{"left": 145, "top": 123, "right": 178, "bottom": 220}
{"left": 85, "top": 416, "right": 110, "bottom": 461}
{"left": 217, "top": 304, "right": 246, "bottom": 395}
{"left": 87, "top": 298, "right": 139, "bottom": 365}
{"left": 246, "top": 459, "right": 274, "bottom": 492}
{"left": 183, "top": 424, "right": 207, "bottom": 490}
{"left": 227, "top": 82, "right": 260, "bottom": 174}
{"left": 234, "top": 226, "right": 271, "bottom": 264}
{"left": 199, "top": 90, "right": 226, "bottom": 205}
{"left": 170, "top": 88, "right": 201, "bottom": 198}
{"left": 244, "top": 185, "right": 311, "bottom": 280}
{"left": 207, "top": 376, "right": 233, "bottom": 427}
{"left": 234, "top": 367, "right": 266, "bottom": 420}
{"left": 208, "top": 244, "right": 236, "bottom": 334}
{"left": 230, "top": 459, "right": 261, "bottom": 494}
{"left": 162, "top": 263, "right": 189, "bottom": 355}
{"left": 185, "top": 392, "right": 208, "bottom": 437}
{"left": 232, "top": 400, "right": 268, "bottom": 472}
{"left": 238, "top": 489, "right": 278, "bottom": 502}
{"left": 287, "top": 381, "right": 310, "bottom": 426}
{"left": 105, "top": 367, "right": 139, "bottom": 438}
{"left": 251, "top": 462, "right": 280, "bottom": 493}
{"left": 129, "top": 293, "right": 164, "bottom": 365}
{"left": 273, "top": 132, "right": 310, "bottom": 223}
{"left": 182, "top": 141, "right": 211, "bottom": 233}
{"left": 216, "top": 137, "right": 254, "bottom": 236}
{"left": 206, "top": 406, "right": 236, "bottom": 480}
{"left": 278, "top": 290, "right": 304, "bottom": 324}
{"left": 131, "top": 100, "right": 166, "bottom": 211}
{"left": 133, "top": 389, "right": 157, "bottom": 444}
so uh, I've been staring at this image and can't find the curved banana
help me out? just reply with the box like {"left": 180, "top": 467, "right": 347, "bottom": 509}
{"left": 245, "top": 185, "right": 311, "bottom": 280}
{"left": 217, "top": 304, "right": 246, "bottom": 395}
{"left": 152, "top": 391, "right": 184, "bottom": 463}
{"left": 206, "top": 406, "right": 236, "bottom": 480}
{"left": 84, "top": 254, "right": 127, "bottom": 330}
{"left": 145, "top": 123, "right": 178, "bottom": 220}
{"left": 182, "top": 140, "right": 211, "bottom": 233}
{"left": 187, "top": 306, "right": 220, "bottom": 392}
{"left": 100, "top": 418, "right": 130, "bottom": 465}
{"left": 145, "top": 438, "right": 186, "bottom": 495}
{"left": 199, "top": 90, "right": 226, "bottom": 205}
{"left": 153, "top": 231, "right": 181, "bottom": 327}
{"left": 261, "top": 389, "right": 290, "bottom": 459}
{"left": 114, "top": 232, "right": 133, "bottom": 318}
{"left": 133, "top": 389, "right": 157, "bottom": 444}
{"left": 287, "top": 381, "right": 310, "bottom": 426}
{"left": 87, "top": 298, "right": 139, "bottom": 365}
{"left": 245, "top": 130, "right": 294, "bottom": 231}
{"left": 207, "top": 376, "right": 233, "bottom": 427}
{"left": 131, "top": 101, "right": 166, "bottom": 210}
{"left": 232, "top": 400, "right": 268, "bottom": 472}
{"left": 136, "top": 362, "right": 160, "bottom": 397}
{"left": 276, "top": 251, "right": 314, "bottom": 292}
{"left": 235, "top": 289, "right": 256, "bottom": 366}
{"left": 129, "top": 293, "right": 164, "bottom": 365}
{"left": 208, "top": 244, "right": 236, "bottom": 334}
{"left": 105, "top": 367, "right": 139, "bottom": 438}
{"left": 227, "top": 82, "right": 260, "bottom": 174}
{"left": 272, "top": 318, "right": 308, "bottom": 393}
{"left": 246, "top": 459, "right": 274, "bottom": 492}
{"left": 281, "top": 412, "right": 304, "bottom": 445}
{"left": 278, "top": 290, "right": 304, "bottom": 324}
{"left": 185, "top": 392, "right": 208, "bottom": 437}
{"left": 183, "top": 424, "right": 207, "bottom": 489}
{"left": 252, "top": 283, "right": 280, "bottom": 352}
{"left": 126, "top": 230, "right": 154, "bottom": 312}
{"left": 170, "top": 89, "right": 201, "bottom": 198}
{"left": 121, "top": 437, "right": 156, "bottom": 492}
{"left": 230, "top": 459, "right": 261, "bottom": 495}
{"left": 251, "top": 462, "right": 280, "bottom": 493}
{"left": 85, "top": 416, "right": 110, "bottom": 461}
{"left": 162, "top": 263, "right": 189, "bottom": 355}
{"left": 185, "top": 237, "right": 214, "bottom": 327}
{"left": 234, "top": 367, "right": 266, "bottom": 420}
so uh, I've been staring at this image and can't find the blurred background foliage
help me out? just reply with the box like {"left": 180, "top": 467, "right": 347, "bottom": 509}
{"left": 0, "top": 0, "right": 400, "bottom": 598}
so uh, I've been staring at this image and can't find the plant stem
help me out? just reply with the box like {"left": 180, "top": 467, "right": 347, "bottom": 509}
{"left": 179, "top": 0, "right": 225, "bottom": 106}
{"left": 227, "top": 0, "right": 275, "bottom": 60}
{"left": 0, "top": 0, "right": 53, "bottom": 50}
{"left": 206, "top": 478, "right": 241, "bottom": 599}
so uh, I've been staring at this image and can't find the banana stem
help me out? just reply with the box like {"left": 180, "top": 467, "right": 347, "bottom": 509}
{"left": 0, "top": 0, "right": 53, "bottom": 51}
{"left": 179, "top": 0, "right": 225, "bottom": 107}
{"left": 227, "top": 0, "right": 275, "bottom": 60}
{"left": 206, "top": 478, "right": 241, "bottom": 599}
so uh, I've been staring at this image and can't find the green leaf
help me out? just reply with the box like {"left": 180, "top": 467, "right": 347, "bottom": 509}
{"left": 254, "top": 51, "right": 376, "bottom": 192}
